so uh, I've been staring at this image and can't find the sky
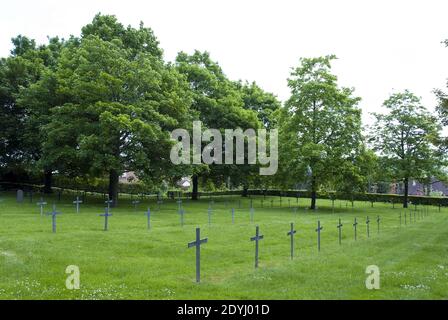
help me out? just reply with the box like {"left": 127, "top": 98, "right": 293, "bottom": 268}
{"left": 1, "top": 0, "right": 447, "bottom": 125}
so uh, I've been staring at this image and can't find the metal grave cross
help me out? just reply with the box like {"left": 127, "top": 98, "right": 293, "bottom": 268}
{"left": 132, "top": 200, "right": 140, "bottom": 211}
{"left": 188, "top": 227, "right": 208, "bottom": 283}
{"left": 100, "top": 207, "right": 112, "bottom": 231}
{"left": 105, "top": 198, "right": 113, "bottom": 211}
{"left": 37, "top": 198, "right": 47, "bottom": 216}
{"left": 207, "top": 207, "right": 212, "bottom": 226}
{"left": 145, "top": 207, "right": 151, "bottom": 230}
{"left": 287, "top": 222, "right": 297, "bottom": 260}
{"left": 377, "top": 215, "right": 381, "bottom": 234}
{"left": 250, "top": 225, "right": 264, "bottom": 268}
{"left": 337, "top": 218, "right": 343, "bottom": 245}
{"left": 316, "top": 220, "right": 323, "bottom": 251}
{"left": 46, "top": 204, "right": 61, "bottom": 233}
{"left": 353, "top": 217, "right": 358, "bottom": 240}
{"left": 250, "top": 207, "right": 255, "bottom": 223}
{"left": 177, "top": 198, "right": 183, "bottom": 211}
{"left": 366, "top": 216, "right": 370, "bottom": 238}
{"left": 231, "top": 208, "right": 235, "bottom": 224}
{"left": 73, "top": 196, "right": 83, "bottom": 214}
{"left": 179, "top": 208, "right": 185, "bottom": 226}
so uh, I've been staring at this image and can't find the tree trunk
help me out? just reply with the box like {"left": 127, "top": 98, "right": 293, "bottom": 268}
{"left": 191, "top": 175, "right": 198, "bottom": 200}
{"left": 108, "top": 169, "right": 119, "bottom": 207}
{"left": 43, "top": 169, "right": 53, "bottom": 194}
{"left": 403, "top": 177, "right": 409, "bottom": 208}
{"left": 310, "top": 175, "right": 317, "bottom": 210}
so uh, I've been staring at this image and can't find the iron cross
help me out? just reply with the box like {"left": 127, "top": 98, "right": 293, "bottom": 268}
{"left": 100, "top": 207, "right": 112, "bottom": 231}
{"left": 73, "top": 196, "right": 82, "bottom": 214}
{"left": 316, "top": 220, "right": 323, "bottom": 252}
{"left": 366, "top": 216, "right": 370, "bottom": 238}
{"left": 250, "top": 225, "right": 264, "bottom": 268}
{"left": 287, "top": 222, "right": 296, "bottom": 260}
{"left": 231, "top": 208, "right": 235, "bottom": 224}
{"left": 179, "top": 208, "right": 185, "bottom": 226}
{"left": 145, "top": 208, "right": 151, "bottom": 230}
{"left": 105, "top": 198, "right": 113, "bottom": 211}
{"left": 377, "top": 215, "right": 381, "bottom": 234}
{"left": 250, "top": 207, "right": 254, "bottom": 223}
{"left": 207, "top": 207, "right": 212, "bottom": 226}
{"left": 353, "top": 217, "right": 358, "bottom": 240}
{"left": 188, "top": 227, "right": 208, "bottom": 283}
{"left": 46, "top": 204, "right": 61, "bottom": 233}
{"left": 37, "top": 198, "right": 47, "bottom": 216}
{"left": 337, "top": 218, "right": 343, "bottom": 245}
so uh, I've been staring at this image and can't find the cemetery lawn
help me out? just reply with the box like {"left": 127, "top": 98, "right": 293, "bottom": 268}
{"left": 0, "top": 192, "right": 447, "bottom": 300}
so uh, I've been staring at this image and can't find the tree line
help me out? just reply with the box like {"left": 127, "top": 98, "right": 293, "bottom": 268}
{"left": 1, "top": 14, "right": 447, "bottom": 208}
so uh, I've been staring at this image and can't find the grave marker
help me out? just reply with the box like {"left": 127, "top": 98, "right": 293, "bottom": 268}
{"left": 73, "top": 196, "right": 83, "bottom": 214}
{"left": 145, "top": 208, "right": 151, "bottom": 230}
{"left": 37, "top": 198, "right": 47, "bottom": 216}
{"left": 250, "top": 225, "right": 264, "bottom": 268}
{"left": 366, "top": 216, "right": 370, "bottom": 238}
{"left": 188, "top": 227, "right": 208, "bottom": 283}
{"left": 377, "top": 215, "right": 380, "bottom": 234}
{"left": 179, "top": 208, "right": 185, "bottom": 226}
{"left": 100, "top": 207, "right": 112, "bottom": 231}
{"left": 46, "top": 204, "right": 61, "bottom": 233}
{"left": 316, "top": 220, "right": 323, "bottom": 251}
{"left": 353, "top": 217, "right": 358, "bottom": 240}
{"left": 231, "top": 208, "right": 235, "bottom": 224}
{"left": 16, "top": 190, "right": 24, "bottom": 203}
{"left": 250, "top": 207, "right": 254, "bottom": 223}
{"left": 337, "top": 218, "right": 343, "bottom": 245}
{"left": 287, "top": 222, "right": 296, "bottom": 260}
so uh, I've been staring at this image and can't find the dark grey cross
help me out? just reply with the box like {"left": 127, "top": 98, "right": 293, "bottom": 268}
{"left": 250, "top": 225, "right": 264, "bottom": 268}
{"left": 207, "top": 207, "right": 212, "bottom": 226}
{"left": 105, "top": 198, "right": 113, "bottom": 211}
{"left": 188, "top": 227, "right": 208, "bottom": 283}
{"left": 316, "top": 220, "right": 323, "bottom": 251}
{"left": 46, "top": 204, "right": 61, "bottom": 233}
{"left": 177, "top": 198, "right": 183, "bottom": 212}
{"left": 287, "top": 222, "right": 296, "bottom": 260}
{"left": 132, "top": 200, "right": 140, "bottom": 211}
{"left": 250, "top": 207, "right": 254, "bottom": 223}
{"left": 337, "top": 218, "right": 343, "bottom": 245}
{"left": 377, "top": 215, "right": 381, "bottom": 234}
{"left": 145, "top": 207, "right": 151, "bottom": 230}
{"left": 231, "top": 208, "right": 235, "bottom": 224}
{"left": 100, "top": 207, "right": 112, "bottom": 231}
{"left": 366, "top": 216, "right": 370, "bottom": 238}
{"left": 353, "top": 217, "right": 358, "bottom": 240}
{"left": 73, "top": 196, "right": 82, "bottom": 214}
{"left": 37, "top": 198, "right": 47, "bottom": 216}
{"left": 179, "top": 208, "right": 185, "bottom": 226}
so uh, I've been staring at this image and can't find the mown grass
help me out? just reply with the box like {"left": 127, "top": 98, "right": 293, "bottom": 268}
{"left": 0, "top": 191, "right": 447, "bottom": 299}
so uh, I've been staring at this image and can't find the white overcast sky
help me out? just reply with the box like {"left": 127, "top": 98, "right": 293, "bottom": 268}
{"left": 1, "top": 0, "right": 447, "bottom": 125}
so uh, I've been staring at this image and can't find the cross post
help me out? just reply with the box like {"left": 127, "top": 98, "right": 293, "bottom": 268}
{"left": 100, "top": 207, "right": 112, "bottom": 231}
{"left": 188, "top": 227, "right": 208, "bottom": 283}
{"left": 316, "top": 220, "right": 323, "bottom": 251}
{"left": 250, "top": 225, "right": 264, "bottom": 268}
{"left": 337, "top": 218, "right": 343, "bottom": 245}
{"left": 287, "top": 222, "right": 296, "bottom": 260}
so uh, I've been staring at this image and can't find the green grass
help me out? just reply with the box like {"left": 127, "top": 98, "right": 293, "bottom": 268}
{"left": 0, "top": 191, "right": 447, "bottom": 299}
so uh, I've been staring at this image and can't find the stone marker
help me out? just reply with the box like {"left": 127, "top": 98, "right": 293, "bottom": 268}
{"left": 316, "top": 220, "right": 323, "bottom": 251}
{"left": 37, "top": 198, "right": 47, "bottom": 216}
{"left": 287, "top": 222, "right": 296, "bottom": 260}
{"left": 46, "top": 204, "right": 61, "bottom": 233}
{"left": 188, "top": 227, "right": 208, "bottom": 283}
{"left": 145, "top": 208, "right": 151, "bottom": 230}
{"left": 337, "top": 218, "right": 343, "bottom": 245}
{"left": 250, "top": 225, "right": 264, "bottom": 268}
{"left": 353, "top": 217, "right": 358, "bottom": 240}
{"left": 366, "top": 216, "right": 370, "bottom": 238}
{"left": 73, "top": 196, "right": 83, "bottom": 214}
{"left": 100, "top": 207, "right": 112, "bottom": 231}
{"left": 16, "top": 189, "right": 24, "bottom": 203}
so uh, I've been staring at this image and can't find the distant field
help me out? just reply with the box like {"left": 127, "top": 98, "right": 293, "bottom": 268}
{"left": 0, "top": 191, "right": 447, "bottom": 299}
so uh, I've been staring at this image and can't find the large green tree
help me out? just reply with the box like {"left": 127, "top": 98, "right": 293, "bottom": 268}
{"left": 28, "top": 15, "right": 192, "bottom": 205}
{"left": 278, "top": 55, "right": 363, "bottom": 210}
{"left": 369, "top": 90, "right": 442, "bottom": 208}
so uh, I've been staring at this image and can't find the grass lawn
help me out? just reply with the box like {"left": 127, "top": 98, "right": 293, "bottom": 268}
{"left": 0, "top": 191, "right": 447, "bottom": 299}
